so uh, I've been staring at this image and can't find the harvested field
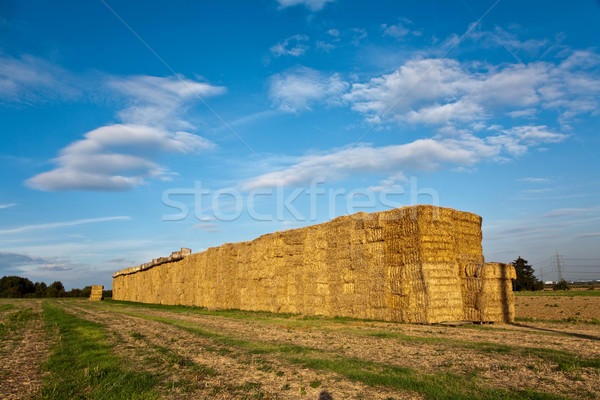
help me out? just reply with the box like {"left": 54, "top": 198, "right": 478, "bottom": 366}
{"left": 1, "top": 297, "right": 598, "bottom": 399}
{"left": 515, "top": 292, "right": 600, "bottom": 323}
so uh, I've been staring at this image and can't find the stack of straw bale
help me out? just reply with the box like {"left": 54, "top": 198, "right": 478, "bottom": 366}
{"left": 89, "top": 285, "right": 104, "bottom": 301}
{"left": 112, "top": 205, "right": 516, "bottom": 323}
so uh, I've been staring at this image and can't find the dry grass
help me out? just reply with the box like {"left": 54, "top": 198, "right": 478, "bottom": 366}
{"left": 2, "top": 297, "right": 599, "bottom": 399}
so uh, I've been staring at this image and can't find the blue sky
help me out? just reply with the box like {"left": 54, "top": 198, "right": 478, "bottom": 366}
{"left": 1, "top": 0, "right": 599, "bottom": 289}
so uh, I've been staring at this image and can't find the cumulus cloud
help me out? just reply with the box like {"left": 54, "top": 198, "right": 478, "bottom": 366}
{"left": 275, "top": 0, "right": 335, "bottom": 11}
{"left": 242, "top": 125, "right": 567, "bottom": 190}
{"left": 28, "top": 75, "right": 223, "bottom": 191}
{"left": 26, "top": 124, "right": 214, "bottom": 191}
{"left": 269, "top": 67, "right": 348, "bottom": 112}
{"left": 270, "top": 34, "right": 309, "bottom": 58}
{"left": 344, "top": 54, "right": 600, "bottom": 127}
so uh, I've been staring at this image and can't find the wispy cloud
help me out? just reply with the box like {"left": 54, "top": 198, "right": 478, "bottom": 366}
{"left": 575, "top": 232, "right": 600, "bottom": 239}
{"left": 0, "top": 203, "right": 17, "bottom": 209}
{"left": 381, "top": 17, "right": 421, "bottom": 39}
{"left": 518, "top": 177, "right": 552, "bottom": 183}
{"left": 39, "top": 264, "right": 72, "bottom": 271}
{"left": 190, "top": 222, "right": 220, "bottom": 233}
{"left": 275, "top": 0, "right": 335, "bottom": 12}
{"left": 110, "top": 75, "right": 225, "bottom": 129}
{"left": 269, "top": 66, "right": 348, "bottom": 112}
{"left": 242, "top": 126, "right": 568, "bottom": 190}
{"left": 538, "top": 207, "right": 597, "bottom": 219}
{"left": 270, "top": 34, "right": 309, "bottom": 58}
{"left": 0, "top": 53, "right": 81, "bottom": 104}
{"left": 0, "top": 216, "right": 131, "bottom": 235}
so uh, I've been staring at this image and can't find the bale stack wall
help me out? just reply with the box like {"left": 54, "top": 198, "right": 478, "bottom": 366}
{"left": 113, "top": 205, "right": 516, "bottom": 323}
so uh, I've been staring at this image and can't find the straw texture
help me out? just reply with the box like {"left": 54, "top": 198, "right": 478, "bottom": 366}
{"left": 112, "top": 205, "right": 515, "bottom": 323}
{"left": 89, "top": 285, "right": 104, "bottom": 301}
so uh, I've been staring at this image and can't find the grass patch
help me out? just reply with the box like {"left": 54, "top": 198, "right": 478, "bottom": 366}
{"left": 0, "top": 307, "right": 39, "bottom": 339}
{"left": 350, "top": 327, "right": 600, "bottom": 370}
{"left": 0, "top": 303, "right": 16, "bottom": 312}
{"left": 288, "top": 355, "right": 566, "bottom": 400}
{"left": 98, "top": 299, "right": 600, "bottom": 377}
{"left": 108, "top": 307, "right": 567, "bottom": 400}
{"left": 40, "top": 301, "right": 160, "bottom": 400}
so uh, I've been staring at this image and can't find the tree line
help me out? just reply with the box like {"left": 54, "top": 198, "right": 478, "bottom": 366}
{"left": 0, "top": 276, "right": 111, "bottom": 298}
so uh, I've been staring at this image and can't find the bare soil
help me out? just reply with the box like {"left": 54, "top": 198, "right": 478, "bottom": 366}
{"left": 515, "top": 295, "right": 600, "bottom": 322}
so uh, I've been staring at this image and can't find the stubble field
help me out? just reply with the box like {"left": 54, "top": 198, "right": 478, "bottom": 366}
{"left": 0, "top": 293, "right": 599, "bottom": 400}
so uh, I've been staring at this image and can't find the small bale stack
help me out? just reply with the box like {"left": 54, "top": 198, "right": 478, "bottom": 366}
{"left": 89, "top": 285, "right": 104, "bottom": 301}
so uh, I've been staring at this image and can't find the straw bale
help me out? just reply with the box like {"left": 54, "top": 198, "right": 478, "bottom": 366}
{"left": 89, "top": 285, "right": 104, "bottom": 301}
{"left": 112, "top": 205, "right": 516, "bottom": 324}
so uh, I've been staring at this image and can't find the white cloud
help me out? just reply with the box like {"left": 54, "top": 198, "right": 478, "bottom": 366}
{"left": 243, "top": 137, "right": 491, "bottom": 190}
{"left": 470, "top": 26, "right": 548, "bottom": 54}
{"left": 0, "top": 53, "right": 80, "bottom": 103}
{"left": 0, "top": 216, "right": 130, "bottom": 235}
{"left": 110, "top": 75, "right": 226, "bottom": 129}
{"left": 28, "top": 75, "right": 223, "bottom": 191}
{"left": 190, "top": 222, "right": 220, "bottom": 233}
{"left": 26, "top": 124, "right": 214, "bottom": 191}
{"left": 487, "top": 125, "right": 567, "bottom": 157}
{"left": 538, "top": 207, "right": 596, "bottom": 219}
{"left": 276, "top": 0, "right": 335, "bottom": 11}
{"left": 381, "top": 18, "right": 420, "bottom": 39}
{"left": 270, "top": 34, "right": 309, "bottom": 58}
{"left": 0, "top": 203, "right": 17, "bottom": 209}
{"left": 344, "top": 54, "right": 600, "bottom": 127}
{"left": 517, "top": 177, "right": 552, "bottom": 183}
{"left": 269, "top": 67, "right": 348, "bottom": 112}
{"left": 243, "top": 125, "right": 567, "bottom": 190}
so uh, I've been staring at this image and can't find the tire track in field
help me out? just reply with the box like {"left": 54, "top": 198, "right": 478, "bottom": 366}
{"left": 61, "top": 301, "right": 415, "bottom": 400}
{"left": 0, "top": 300, "right": 51, "bottom": 400}
{"left": 89, "top": 301, "right": 600, "bottom": 399}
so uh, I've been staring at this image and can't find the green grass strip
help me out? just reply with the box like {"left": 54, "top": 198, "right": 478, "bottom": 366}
{"left": 105, "top": 306, "right": 569, "bottom": 400}
{"left": 40, "top": 301, "right": 160, "bottom": 400}
{"left": 0, "top": 303, "right": 17, "bottom": 312}
{"left": 0, "top": 307, "right": 39, "bottom": 339}
{"left": 99, "top": 299, "right": 600, "bottom": 372}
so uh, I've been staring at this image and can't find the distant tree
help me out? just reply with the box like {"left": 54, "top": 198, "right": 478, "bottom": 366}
{"left": 0, "top": 276, "right": 35, "bottom": 298}
{"left": 67, "top": 288, "right": 82, "bottom": 297}
{"left": 81, "top": 286, "right": 92, "bottom": 298}
{"left": 34, "top": 282, "right": 48, "bottom": 298}
{"left": 102, "top": 289, "right": 112, "bottom": 298}
{"left": 553, "top": 279, "right": 570, "bottom": 291}
{"left": 46, "top": 281, "right": 66, "bottom": 298}
{"left": 511, "top": 257, "right": 543, "bottom": 291}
